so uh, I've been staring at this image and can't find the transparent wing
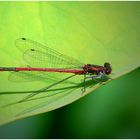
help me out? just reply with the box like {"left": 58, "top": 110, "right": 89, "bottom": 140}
{"left": 8, "top": 71, "right": 55, "bottom": 82}
{"left": 15, "top": 38, "right": 84, "bottom": 68}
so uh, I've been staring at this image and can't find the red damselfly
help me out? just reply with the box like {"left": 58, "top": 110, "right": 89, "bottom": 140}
{"left": 0, "top": 38, "right": 112, "bottom": 102}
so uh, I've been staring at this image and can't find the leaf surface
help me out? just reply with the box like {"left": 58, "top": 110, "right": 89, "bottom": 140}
{"left": 0, "top": 2, "right": 140, "bottom": 125}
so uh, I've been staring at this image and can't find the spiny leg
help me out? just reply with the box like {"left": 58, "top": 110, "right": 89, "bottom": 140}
{"left": 85, "top": 72, "right": 105, "bottom": 83}
{"left": 81, "top": 74, "right": 86, "bottom": 93}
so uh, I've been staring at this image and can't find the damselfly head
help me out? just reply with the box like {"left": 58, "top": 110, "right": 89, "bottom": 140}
{"left": 104, "top": 62, "right": 112, "bottom": 75}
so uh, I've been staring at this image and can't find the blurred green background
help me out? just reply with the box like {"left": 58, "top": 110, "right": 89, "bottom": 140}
{"left": 0, "top": 1, "right": 140, "bottom": 138}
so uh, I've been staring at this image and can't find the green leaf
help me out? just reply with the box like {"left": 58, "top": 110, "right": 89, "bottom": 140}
{"left": 0, "top": 2, "right": 140, "bottom": 125}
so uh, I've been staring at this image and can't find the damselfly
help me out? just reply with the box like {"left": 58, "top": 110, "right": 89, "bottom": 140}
{"left": 0, "top": 38, "right": 112, "bottom": 102}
